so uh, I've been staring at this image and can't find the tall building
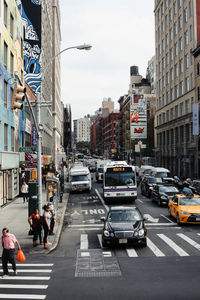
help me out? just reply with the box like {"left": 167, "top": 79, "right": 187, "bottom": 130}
{"left": 0, "top": 0, "right": 24, "bottom": 205}
{"left": 73, "top": 118, "right": 91, "bottom": 144}
{"left": 154, "top": 0, "right": 200, "bottom": 177}
{"left": 146, "top": 56, "right": 156, "bottom": 94}
{"left": 63, "top": 104, "right": 72, "bottom": 153}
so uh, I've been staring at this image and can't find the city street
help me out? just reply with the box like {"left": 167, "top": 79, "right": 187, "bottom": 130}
{"left": 2, "top": 176, "right": 200, "bottom": 299}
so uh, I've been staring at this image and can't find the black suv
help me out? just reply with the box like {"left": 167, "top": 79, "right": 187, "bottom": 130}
{"left": 151, "top": 184, "right": 179, "bottom": 206}
{"left": 140, "top": 176, "right": 162, "bottom": 198}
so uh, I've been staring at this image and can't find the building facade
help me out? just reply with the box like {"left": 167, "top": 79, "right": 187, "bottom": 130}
{"left": 154, "top": 0, "right": 200, "bottom": 177}
{"left": 0, "top": 0, "right": 24, "bottom": 205}
{"left": 73, "top": 118, "right": 91, "bottom": 144}
{"left": 103, "top": 111, "right": 119, "bottom": 158}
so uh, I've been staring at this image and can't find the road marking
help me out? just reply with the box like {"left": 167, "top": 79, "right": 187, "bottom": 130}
{"left": 0, "top": 295, "right": 46, "bottom": 299}
{"left": 160, "top": 214, "right": 174, "bottom": 223}
{"left": 68, "top": 224, "right": 103, "bottom": 228}
{"left": 0, "top": 264, "right": 53, "bottom": 267}
{"left": 95, "top": 189, "right": 109, "bottom": 212}
{"left": 146, "top": 227, "right": 181, "bottom": 230}
{"left": 157, "top": 234, "right": 189, "bottom": 256}
{"left": 0, "top": 269, "right": 51, "bottom": 273}
{"left": 97, "top": 234, "right": 103, "bottom": 248}
{"left": 81, "top": 252, "right": 90, "bottom": 257}
{"left": 146, "top": 223, "right": 179, "bottom": 226}
{"left": 0, "top": 277, "right": 50, "bottom": 281}
{"left": 103, "top": 252, "right": 112, "bottom": 257}
{"left": 147, "top": 237, "right": 165, "bottom": 257}
{"left": 0, "top": 284, "right": 48, "bottom": 289}
{"left": 80, "top": 234, "right": 88, "bottom": 249}
{"left": 177, "top": 233, "right": 200, "bottom": 251}
{"left": 126, "top": 249, "right": 138, "bottom": 257}
{"left": 137, "top": 199, "right": 144, "bottom": 204}
{"left": 144, "top": 214, "right": 159, "bottom": 223}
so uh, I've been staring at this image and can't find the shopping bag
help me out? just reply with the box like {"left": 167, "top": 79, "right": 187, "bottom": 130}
{"left": 28, "top": 228, "right": 34, "bottom": 235}
{"left": 17, "top": 249, "right": 26, "bottom": 262}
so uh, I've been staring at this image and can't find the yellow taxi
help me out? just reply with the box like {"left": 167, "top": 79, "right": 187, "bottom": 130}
{"left": 168, "top": 188, "right": 200, "bottom": 225}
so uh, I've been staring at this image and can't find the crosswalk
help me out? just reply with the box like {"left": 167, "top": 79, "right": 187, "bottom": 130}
{"left": 79, "top": 232, "right": 200, "bottom": 258}
{"left": 0, "top": 263, "right": 53, "bottom": 299}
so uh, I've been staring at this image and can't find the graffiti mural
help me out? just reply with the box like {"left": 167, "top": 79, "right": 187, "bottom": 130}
{"left": 17, "top": 0, "right": 42, "bottom": 93}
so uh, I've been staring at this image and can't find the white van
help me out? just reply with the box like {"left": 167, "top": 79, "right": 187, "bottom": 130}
{"left": 139, "top": 165, "right": 153, "bottom": 180}
{"left": 69, "top": 166, "right": 91, "bottom": 192}
{"left": 96, "top": 160, "right": 111, "bottom": 182}
{"left": 150, "top": 167, "right": 171, "bottom": 179}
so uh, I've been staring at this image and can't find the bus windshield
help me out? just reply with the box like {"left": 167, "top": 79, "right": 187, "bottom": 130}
{"left": 105, "top": 171, "right": 135, "bottom": 187}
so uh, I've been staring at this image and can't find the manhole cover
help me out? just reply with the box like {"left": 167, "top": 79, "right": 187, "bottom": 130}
{"left": 75, "top": 249, "right": 121, "bottom": 277}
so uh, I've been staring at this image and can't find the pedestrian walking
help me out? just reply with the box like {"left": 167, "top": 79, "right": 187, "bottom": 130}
{"left": 1, "top": 228, "right": 21, "bottom": 278}
{"left": 21, "top": 180, "right": 29, "bottom": 203}
{"left": 42, "top": 205, "right": 51, "bottom": 250}
{"left": 48, "top": 198, "right": 55, "bottom": 235}
{"left": 28, "top": 209, "right": 42, "bottom": 247}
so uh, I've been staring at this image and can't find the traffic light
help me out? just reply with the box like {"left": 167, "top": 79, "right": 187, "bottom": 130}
{"left": 11, "top": 84, "right": 26, "bottom": 109}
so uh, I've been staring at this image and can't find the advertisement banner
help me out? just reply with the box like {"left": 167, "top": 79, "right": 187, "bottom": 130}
{"left": 193, "top": 103, "right": 199, "bottom": 135}
{"left": 130, "top": 94, "right": 147, "bottom": 139}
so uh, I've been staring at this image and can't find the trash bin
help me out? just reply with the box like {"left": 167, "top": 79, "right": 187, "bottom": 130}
{"left": 28, "top": 182, "right": 37, "bottom": 196}
{"left": 28, "top": 196, "right": 38, "bottom": 217}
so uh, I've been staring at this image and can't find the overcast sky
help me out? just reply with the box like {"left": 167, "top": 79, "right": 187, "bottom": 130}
{"left": 59, "top": 0, "right": 155, "bottom": 120}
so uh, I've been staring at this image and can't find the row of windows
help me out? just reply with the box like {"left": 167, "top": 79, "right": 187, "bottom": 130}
{"left": 157, "top": 97, "right": 193, "bottom": 126}
{"left": 156, "top": 0, "right": 192, "bottom": 24}
{"left": 4, "top": 0, "right": 14, "bottom": 37}
{"left": 156, "top": 25, "right": 193, "bottom": 57}
{"left": 157, "top": 123, "right": 193, "bottom": 147}
{"left": 157, "top": 52, "right": 192, "bottom": 77}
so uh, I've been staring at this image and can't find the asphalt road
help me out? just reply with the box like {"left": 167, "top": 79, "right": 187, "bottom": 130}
{"left": 2, "top": 176, "right": 200, "bottom": 299}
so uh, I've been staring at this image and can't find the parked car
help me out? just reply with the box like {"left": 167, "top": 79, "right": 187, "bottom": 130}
{"left": 101, "top": 206, "right": 147, "bottom": 247}
{"left": 151, "top": 184, "right": 179, "bottom": 206}
{"left": 189, "top": 180, "right": 200, "bottom": 195}
{"left": 168, "top": 188, "right": 200, "bottom": 225}
{"left": 140, "top": 176, "right": 162, "bottom": 198}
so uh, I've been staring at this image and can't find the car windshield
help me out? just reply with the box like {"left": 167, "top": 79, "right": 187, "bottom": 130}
{"left": 144, "top": 169, "right": 152, "bottom": 175}
{"left": 71, "top": 175, "right": 88, "bottom": 182}
{"left": 179, "top": 197, "right": 200, "bottom": 205}
{"left": 105, "top": 172, "right": 136, "bottom": 186}
{"left": 157, "top": 172, "right": 169, "bottom": 178}
{"left": 160, "top": 186, "right": 178, "bottom": 193}
{"left": 148, "top": 177, "right": 162, "bottom": 184}
{"left": 108, "top": 210, "right": 141, "bottom": 222}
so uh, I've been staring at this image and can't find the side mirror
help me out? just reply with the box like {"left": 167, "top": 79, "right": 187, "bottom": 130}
{"left": 100, "top": 217, "right": 106, "bottom": 222}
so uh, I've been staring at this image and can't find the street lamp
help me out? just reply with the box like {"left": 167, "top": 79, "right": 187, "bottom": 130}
{"left": 36, "top": 43, "right": 92, "bottom": 214}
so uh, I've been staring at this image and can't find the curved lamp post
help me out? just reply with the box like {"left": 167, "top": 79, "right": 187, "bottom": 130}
{"left": 37, "top": 43, "right": 92, "bottom": 214}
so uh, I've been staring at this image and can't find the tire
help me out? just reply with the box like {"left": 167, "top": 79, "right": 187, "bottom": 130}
{"left": 177, "top": 214, "right": 182, "bottom": 226}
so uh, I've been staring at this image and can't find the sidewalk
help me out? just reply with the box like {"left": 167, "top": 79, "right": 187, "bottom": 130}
{"left": 0, "top": 185, "right": 69, "bottom": 257}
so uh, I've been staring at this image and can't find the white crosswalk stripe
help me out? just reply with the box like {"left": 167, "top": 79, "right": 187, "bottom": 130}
{"left": 147, "top": 237, "right": 165, "bottom": 257}
{"left": 126, "top": 249, "right": 138, "bottom": 257}
{"left": 0, "top": 263, "right": 53, "bottom": 299}
{"left": 157, "top": 234, "right": 189, "bottom": 256}
{"left": 177, "top": 233, "right": 200, "bottom": 251}
{"left": 80, "top": 234, "right": 88, "bottom": 249}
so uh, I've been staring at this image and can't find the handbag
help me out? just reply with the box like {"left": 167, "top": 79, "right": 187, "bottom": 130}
{"left": 17, "top": 249, "right": 26, "bottom": 262}
{"left": 28, "top": 228, "right": 34, "bottom": 235}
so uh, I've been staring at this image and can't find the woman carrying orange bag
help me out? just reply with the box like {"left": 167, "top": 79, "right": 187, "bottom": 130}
{"left": 1, "top": 228, "right": 21, "bottom": 278}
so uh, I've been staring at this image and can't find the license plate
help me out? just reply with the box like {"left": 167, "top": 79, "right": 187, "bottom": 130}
{"left": 119, "top": 239, "right": 128, "bottom": 244}
{"left": 196, "top": 218, "right": 200, "bottom": 221}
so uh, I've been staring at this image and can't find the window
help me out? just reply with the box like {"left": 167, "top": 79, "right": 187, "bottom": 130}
{"left": 166, "top": 91, "right": 169, "bottom": 104}
{"left": 179, "top": 81, "right": 183, "bottom": 96}
{"left": 178, "top": 0, "right": 182, "bottom": 9}
{"left": 10, "top": 52, "right": 14, "bottom": 76}
{"left": 11, "top": 127, "right": 14, "bottom": 152}
{"left": 175, "top": 105, "right": 178, "bottom": 118}
{"left": 180, "top": 102, "right": 184, "bottom": 116}
{"left": 178, "top": 15, "right": 182, "bottom": 29}
{"left": 174, "top": 42, "right": 178, "bottom": 56}
{"left": 190, "top": 73, "right": 193, "bottom": 89}
{"left": 170, "top": 68, "right": 173, "bottom": 81}
{"left": 174, "top": 63, "right": 178, "bottom": 77}
{"left": 4, "top": 81, "right": 8, "bottom": 108}
{"left": 4, "top": 1, "right": 8, "bottom": 27}
{"left": 10, "top": 86, "right": 14, "bottom": 108}
{"left": 169, "top": 28, "right": 173, "bottom": 41}
{"left": 185, "top": 53, "right": 189, "bottom": 69}
{"left": 10, "top": 13, "right": 14, "bottom": 38}
{"left": 173, "top": 2, "right": 177, "bottom": 15}
{"left": 170, "top": 108, "right": 174, "bottom": 120}
{"left": 166, "top": 110, "right": 169, "bottom": 121}
{"left": 4, "top": 124, "right": 8, "bottom": 151}
{"left": 162, "top": 57, "right": 165, "bottom": 69}
{"left": 162, "top": 94, "right": 165, "bottom": 106}
{"left": 184, "top": 31, "right": 189, "bottom": 45}
{"left": 190, "top": 50, "right": 193, "bottom": 65}
{"left": 179, "top": 59, "right": 183, "bottom": 73}
{"left": 170, "top": 48, "right": 173, "bottom": 61}
{"left": 166, "top": 72, "right": 169, "bottom": 85}
{"left": 162, "top": 39, "right": 165, "bottom": 51}
{"left": 185, "top": 124, "right": 190, "bottom": 142}
{"left": 161, "top": 2, "right": 164, "bottom": 15}
{"left": 165, "top": 15, "right": 168, "bottom": 29}
{"left": 174, "top": 22, "right": 177, "bottom": 36}
{"left": 185, "top": 77, "right": 189, "bottom": 92}
{"left": 163, "top": 113, "right": 165, "bottom": 124}
{"left": 190, "top": 25, "right": 193, "bottom": 41}
{"left": 189, "top": 1, "right": 192, "bottom": 18}
{"left": 179, "top": 37, "right": 183, "bottom": 51}
{"left": 170, "top": 88, "right": 174, "bottom": 101}
{"left": 166, "top": 53, "right": 169, "bottom": 65}
{"left": 184, "top": 8, "right": 188, "bottom": 23}
{"left": 4, "top": 42, "right": 8, "bottom": 69}
{"left": 198, "top": 87, "right": 200, "bottom": 101}
{"left": 174, "top": 85, "right": 178, "bottom": 98}
{"left": 185, "top": 99, "right": 190, "bottom": 114}
{"left": 169, "top": 8, "right": 172, "bottom": 21}
{"left": 165, "top": 34, "right": 168, "bottom": 47}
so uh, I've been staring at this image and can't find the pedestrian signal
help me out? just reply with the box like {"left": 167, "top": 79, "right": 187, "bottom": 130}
{"left": 11, "top": 84, "right": 26, "bottom": 109}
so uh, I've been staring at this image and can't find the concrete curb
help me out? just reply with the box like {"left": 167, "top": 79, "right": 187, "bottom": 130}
{"left": 47, "top": 193, "right": 69, "bottom": 254}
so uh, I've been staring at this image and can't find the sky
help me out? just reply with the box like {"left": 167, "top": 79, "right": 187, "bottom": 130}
{"left": 59, "top": 0, "right": 155, "bottom": 121}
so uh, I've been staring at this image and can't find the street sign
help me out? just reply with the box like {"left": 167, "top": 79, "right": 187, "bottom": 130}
{"left": 19, "top": 146, "right": 37, "bottom": 152}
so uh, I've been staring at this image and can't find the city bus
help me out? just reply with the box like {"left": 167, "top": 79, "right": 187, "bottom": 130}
{"left": 103, "top": 161, "right": 137, "bottom": 203}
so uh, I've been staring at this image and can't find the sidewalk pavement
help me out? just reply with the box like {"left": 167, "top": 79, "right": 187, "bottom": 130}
{"left": 0, "top": 185, "right": 69, "bottom": 257}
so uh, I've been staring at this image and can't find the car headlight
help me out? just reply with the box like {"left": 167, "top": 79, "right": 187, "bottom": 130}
{"left": 103, "top": 230, "right": 110, "bottom": 237}
{"left": 180, "top": 211, "right": 191, "bottom": 215}
{"left": 138, "top": 229, "right": 145, "bottom": 237}
{"left": 149, "top": 187, "right": 153, "bottom": 190}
